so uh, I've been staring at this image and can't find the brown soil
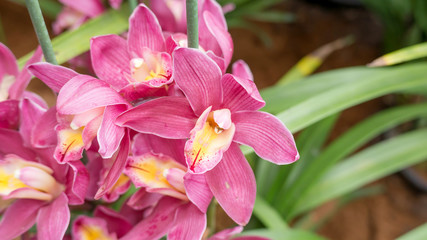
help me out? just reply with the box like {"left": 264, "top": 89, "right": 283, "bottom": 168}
{"left": 1, "top": 0, "right": 426, "bottom": 239}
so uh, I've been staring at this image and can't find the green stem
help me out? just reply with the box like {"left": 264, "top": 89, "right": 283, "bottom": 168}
{"left": 186, "top": 0, "right": 199, "bottom": 48}
{"left": 25, "top": 0, "right": 57, "bottom": 64}
{"left": 207, "top": 200, "right": 217, "bottom": 235}
{"left": 129, "top": 0, "right": 138, "bottom": 12}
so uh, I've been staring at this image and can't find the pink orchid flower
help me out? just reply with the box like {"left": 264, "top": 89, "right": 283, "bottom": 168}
{"left": 150, "top": 0, "right": 233, "bottom": 69}
{"left": 72, "top": 205, "right": 135, "bottom": 240}
{"left": 120, "top": 133, "right": 212, "bottom": 240}
{"left": 0, "top": 43, "right": 42, "bottom": 129}
{"left": 116, "top": 48, "right": 299, "bottom": 225}
{"left": 27, "top": 63, "right": 132, "bottom": 202}
{"left": 53, "top": 0, "right": 105, "bottom": 34}
{"left": 28, "top": 64, "right": 130, "bottom": 162}
{"left": 0, "top": 128, "right": 89, "bottom": 240}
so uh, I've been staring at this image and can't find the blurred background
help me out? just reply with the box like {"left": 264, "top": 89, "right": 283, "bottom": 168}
{"left": 1, "top": 0, "right": 426, "bottom": 239}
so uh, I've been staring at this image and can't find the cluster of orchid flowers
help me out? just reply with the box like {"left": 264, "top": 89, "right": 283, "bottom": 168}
{"left": 0, "top": 1, "right": 299, "bottom": 239}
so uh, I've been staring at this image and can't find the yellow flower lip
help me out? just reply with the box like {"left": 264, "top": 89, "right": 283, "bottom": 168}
{"left": 0, "top": 154, "right": 65, "bottom": 201}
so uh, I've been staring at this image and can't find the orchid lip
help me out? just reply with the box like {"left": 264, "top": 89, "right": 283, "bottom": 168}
{"left": 185, "top": 107, "right": 235, "bottom": 174}
{"left": 0, "top": 155, "right": 65, "bottom": 201}
{"left": 124, "top": 153, "right": 189, "bottom": 201}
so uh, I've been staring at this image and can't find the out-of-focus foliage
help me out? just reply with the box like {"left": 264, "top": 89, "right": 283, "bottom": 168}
{"left": 362, "top": 0, "right": 427, "bottom": 51}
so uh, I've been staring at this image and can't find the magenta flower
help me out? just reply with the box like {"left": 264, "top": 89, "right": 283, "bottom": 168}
{"left": 150, "top": 0, "right": 233, "bottom": 69}
{"left": 53, "top": 0, "right": 105, "bottom": 34}
{"left": 119, "top": 133, "right": 212, "bottom": 240}
{"left": 0, "top": 43, "right": 42, "bottom": 129}
{"left": 0, "top": 130, "right": 88, "bottom": 240}
{"left": 116, "top": 48, "right": 299, "bottom": 225}
{"left": 72, "top": 206, "right": 135, "bottom": 239}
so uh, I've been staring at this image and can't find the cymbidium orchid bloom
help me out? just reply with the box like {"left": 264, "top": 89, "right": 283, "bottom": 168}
{"left": 72, "top": 206, "right": 135, "bottom": 240}
{"left": 0, "top": 43, "right": 42, "bottom": 129}
{"left": 89, "top": 4, "right": 174, "bottom": 102}
{"left": 53, "top": 0, "right": 121, "bottom": 34}
{"left": 150, "top": 0, "right": 233, "bottom": 70}
{"left": 28, "top": 64, "right": 133, "bottom": 201}
{"left": 27, "top": 64, "right": 130, "bottom": 162}
{"left": 0, "top": 128, "right": 89, "bottom": 240}
{"left": 116, "top": 48, "right": 299, "bottom": 225}
{"left": 120, "top": 134, "right": 212, "bottom": 240}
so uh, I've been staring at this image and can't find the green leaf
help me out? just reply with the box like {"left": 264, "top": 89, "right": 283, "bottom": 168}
{"left": 396, "top": 222, "right": 427, "bottom": 240}
{"left": 279, "top": 103, "right": 427, "bottom": 216}
{"left": 369, "top": 42, "right": 427, "bottom": 67}
{"left": 266, "top": 114, "right": 338, "bottom": 203}
{"left": 239, "top": 229, "right": 325, "bottom": 240}
{"left": 253, "top": 196, "right": 288, "bottom": 231}
{"left": 18, "top": 5, "right": 130, "bottom": 68}
{"left": 277, "top": 63, "right": 427, "bottom": 133}
{"left": 290, "top": 128, "right": 427, "bottom": 218}
{"left": 260, "top": 67, "right": 380, "bottom": 114}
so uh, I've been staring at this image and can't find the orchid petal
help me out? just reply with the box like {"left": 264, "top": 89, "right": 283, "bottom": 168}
{"left": 205, "top": 143, "right": 256, "bottom": 225}
{"left": 128, "top": 4, "right": 165, "bottom": 55}
{"left": 59, "top": 0, "right": 104, "bottom": 17}
{"left": 72, "top": 215, "right": 116, "bottom": 240}
{"left": 0, "top": 128, "right": 36, "bottom": 160}
{"left": 0, "top": 100, "right": 19, "bottom": 129}
{"left": 203, "top": 11, "right": 233, "bottom": 68}
{"left": 9, "top": 47, "right": 43, "bottom": 99}
{"left": 109, "top": 0, "right": 123, "bottom": 9}
{"left": 98, "top": 104, "right": 127, "bottom": 158}
{"left": 116, "top": 96, "right": 196, "bottom": 139}
{"left": 65, "top": 160, "right": 89, "bottom": 205}
{"left": 0, "top": 43, "right": 18, "bottom": 79}
{"left": 0, "top": 199, "right": 45, "bottom": 240}
{"left": 124, "top": 153, "right": 186, "bottom": 199}
{"left": 184, "top": 172, "right": 212, "bottom": 213}
{"left": 221, "top": 74, "right": 265, "bottom": 112}
{"left": 95, "top": 130, "right": 130, "bottom": 199}
{"left": 149, "top": 0, "right": 185, "bottom": 33}
{"left": 54, "top": 124, "right": 85, "bottom": 163}
{"left": 209, "top": 226, "right": 243, "bottom": 240}
{"left": 102, "top": 173, "right": 131, "bottom": 202}
{"left": 28, "top": 62, "right": 78, "bottom": 92}
{"left": 201, "top": 0, "right": 227, "bottom": 30}
{"left": 232, "top": 60, "right": 253, "bottom": 81}
{"left": 127, "top": 188, "right": 163, "bottom": 210}
{"left": 173, "top": 48, "right": 223, "bottom": 115}
{"left": 118, "top": 83, "right": 168, "bottom": 102}
{"left": 168, "top": 203, "right": 206, "bottom": 240}
{"left": 19, "top": 97, "right": 47, "bottom": 147}
{"left": 37, "top": 193, "right": 70, "bottom": 240}
{"left": 94, "top": 206, "right": 133, "bottom": 237}
{"left": 233, "top": 111, "right": 299, "bottom": 164}
{"left": 57, "top": 75, "right": 127, "bottom": 115}
{"left": 121, "top": 197, "right": 182, "bottom": 240}
{"left": 185, "top": 107, "right": 235, "bottom": 174}
{"left": 90, "top": 35, "right": 131, "bottom": 89}
{"left": 31, "top": 107, "right": 57, "bottom": 148}
{"left": 132, "top": 133, "right": 186, "bottom": 165}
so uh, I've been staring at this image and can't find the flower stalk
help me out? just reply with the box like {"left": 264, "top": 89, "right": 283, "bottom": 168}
{"left": 25, "top": 0, "right": 57, "bottom": 65}
{"left": 129, "top": 0, "right": 138, "bottom": 12}
{"left": 186, "top": 0, "right": 199, "bottom": 48}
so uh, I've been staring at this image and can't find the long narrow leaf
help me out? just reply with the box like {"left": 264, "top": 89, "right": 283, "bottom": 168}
{"left": 369, "top": 42, "right": 427, "bottom": 67}
{"left": 277, "top": 63, "right": 427, "bottom": 133}
{"left": 396, "top": 222, "right": 427, "bottom": 240}
{"left": 253, "top": 196, "right": 288, "bottom": 231}
{"left": 279, "top": 103, "right": 427, "bottom": 215}
{"left": 290, "top": 128, "right": 427, "bottom": 218}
